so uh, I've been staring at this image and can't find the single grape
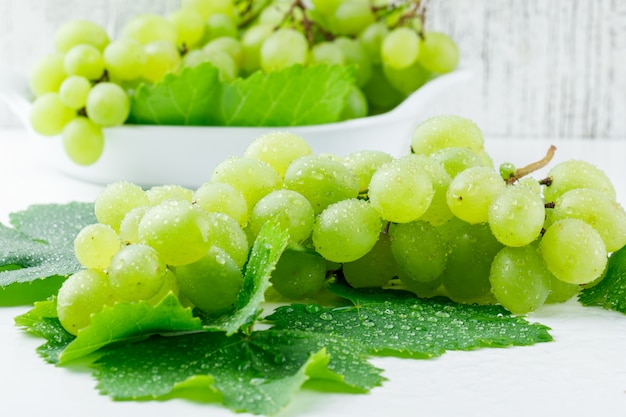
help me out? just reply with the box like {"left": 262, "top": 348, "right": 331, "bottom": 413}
{"left": 203, "top": 37, "right": 245, "bottom": 68}
{"left": 446, "top": 166, "right": 505, "bottom": 224}
{"left": 59, "top": 75, "right": 91, "bottom": 110}
{"left": 358, "top": 22, "right": 388, "bottom": 64}
{"left": 343, "top": 232, "right": 397, "bottom": 288}
{"left": 361, "top": 64, "right": 405, "bottom": 113}
{"left": 205, "top": 212, "right": 249, "bottom": 268}
{"left": 205, "top": 13, "right": 238, "bottom": 41}
{"left": 334, "top": 37, "right": 372, "bottom": 86}
{"left": 543, "top": 159, "right": 616, "bottom": 202}
{"left": 145, "top": 184, "right": 194, "bottom": 205}
{"left": 28, "top": 53, "right": 66, "bottom": 96}
{"left": 240, "top": 23, "right": 274, "bottom": 74}
{"left": 418, "top": 32, "right": 459, "bottom": 74}
{"left": 311, "top": 42, "right": 346, "bottom": 66}
{"left": 64, "top": 44, "right": 105, "bottom": 80}
{"left": 174, "top": 246, "right": 243, "bottom": 315}
{"left": 119, "top": 206, "right": 149, "bottom": 244}
{"left": 381, "top": 27, "right": 420, "bottom": 70}
{"left": 258, "top": 2, "right": 295, "bottom": 26}
{"left": 146, "top": 268, "right": 179, "bottom": 306}
{"left": 74, "top": 223, "right": 122, "bottom": 270}
{"left": 29, "top": 93, "right": 76, "bottom": 136}
{"left": 107, "top": 243, "right": 168, "bottom": 302}
{"left": 540, "top": 218, "right": 607, "bottom": 285}
{"left": 244, "top": 131, "right": 313, "bottom": 178}
{"left": 545, "top": 275, "right": 581, "bottom": 304}
{"left": 382, "top": 60, "right": 431, "bottom": 95}
{"left": 260, "top": 28, "right": 309, "bottom": 72}
{"left": 56, "top": 269, "right": 117, "bottom": 335}
{"left": 339, "top": 86, "right": 368, "bottom": 120}
{"left": 168, "top": 9, "right": 205, "bottom": 48}
{"left": 342, "top": 149, "right": 393, "bottom": 193}
{"left": 54, "top": 20, "right": 110, "bottom": 53}
{"left": 193, "top": 182, "right": 249, "bottom": 227}
{"left": 181, "top": 0, "right": 236, "bottom": 20}
{"left": 489, "top": 244, "right": 552, "bottom": 314}
{"left": 429, "top": 146, "right": 490, "bottom": 178}
{"left": 498, "top": 162, "right": 516, "bottom": 181}
{"left": 270, "top": 245, "right": 327, "bottom": 299}
{"left": 122, "top": 14, "right": 178, "bottom": 45}
{"left": 311, "top": 0, "right": 342, "bottom": 16}
{"left": 331, "top": 0, "right": 376, "bottom": 36}
{"left": 312, "top": 199, "right": 382, "bottom": 263}
{"left": 94, "top": 181, "right": 150, "bottom": 232}
{"left": 142, "top": 40, "right": 181, "bottom": 83}
{"left": 61, "top": 116, "right": 105, "bottom": 165}
{"left": 411, "top": 115, "right": 485, "bottom": 155}
{"left": 488, "top": 184, "right": 545, "bottom": 247}
{"left": 103, "top": 38, "right": 148, "bottom": 81}
{"left": 85, "top": 82, "right": 130, "bottom": 127}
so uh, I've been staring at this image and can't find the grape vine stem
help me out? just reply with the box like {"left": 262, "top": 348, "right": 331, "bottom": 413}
{"left": 510, "top": 145, "right": 557, "bottom": 183}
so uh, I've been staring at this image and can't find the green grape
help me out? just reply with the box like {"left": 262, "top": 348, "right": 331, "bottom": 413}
{"left": 28, "top": 53, "right": 66, "bottom": 96}
{"left": 343, "top": 232, "right": 397, "bottom": 288}
{"left": 174, "top": 246, "right": 243, "bottom": 315}
{"left": 74, "top": 223, "right": 122, "bottom": 270}
{"left": 205, "top": 13, "right": 238, "bottom": 41}
{"left": 142, "top": 40, "right": 181, "bottom": 83}
{"left": 61, "top": 116, "right": 104, "bottom": 165}
{"left": 85, "top": 82, "right": 130, "bottom": 127}
{"left": 390, "top": 220, "right": 447, "bottom": 284}
{"left": 193, "top": 182, "right": 249, "bottom": 227}
{"left": 545, "top": 275, "right": 580, "bottom": 304}
{"left": 203, "top": 37, "right": 244, "bottom": 68}
{"left": 103, "top": 38, "right": 148, "bottom": 81}
{"left": 107, "top": 243, "right": 168, "bottom": 301}
{"left": 240, "top": 23, "right": 274, "bottom": 74}
{"left": 122, "top": 14, "right": 178, "bottom": 45}
{"left": 146, "top": 268, "right": 179, "bottom": 305}
{"left": 168, "top": 9, "right": 205, "bottom": 48}
{"left": 342, "top": 149, "right": 393, "bottom": 193}
{"left": 210, "top": 156, "right": 282, "bottom": 208}
{"left": 311, "top": 42, "right": 346, "bottom": 66}
{"left": 429, "top": 146, "right": 490, "bottom": 178}
{"left": 248, "top": 190, "right": 315, "bottom": 243}
{"left": 58, "top": 75, "right": 91, "bottom": 109}
{"left": 312, "top": 199, "right": 382, "bottom": 263}
{"left": 94, "top": 181, "right": 150, "bottom": 232}
{"left": 283, "top": 155, "right": 359, "bottom": 214}
{"left": 181, "top": 0, "right": 236, "bottom": 20}
{"left": 446, "top": 166, "right": 505, "bottom": 224}
{"left": 311, "top": 0, "right": 342, "bottom": 16}
{"left": 361, "top": 64, "right": 405, "bottom": 114}
{"left": 339, "top": 86, "right": 368, "bottom": 120}
{"left": 146, "top": 184, "right": 194, "bottom": 205}
{"left": 368, "top": 156, "right": 434, "bottom": 223}
{"left": 138, "top": 199, "right": 211, "bottom": 266}
{"left": 499, "top": 162, "right": 516, "bottom": 181}
{"left": 439, "top": 218, "right": 502, "bottom": 302}
{"left": 358, "top": 22, "right": 388, "bottom": 64}
{"left": 244, "top": 131, "right": 313, "bottom": 178}
{"left": 489, "top": 244, "right": 552, "bottom": 314}
{"left": 381, "top": 27, "right": 420, "bottom": 70}
{"left": 382, "top": 57, "right": 431, "bottom": 95}
{"left": 488, "top": 184, "right": 545, "bottom": 247}
{"left": 188, "top": 49, "right": 237, "bottom": 82}
{"left": 119, "top": 206, "right": 149, "bottom": 244}
{"left": 411, "top": 115, "right": 485, "bottom": 155}
{"left": 517, "top": 177, "right": 542, "bottom": 194}
{"left": 401, "top": 275, "right": 444, "bottom": 299}
{"left": 29, "top": 93, "right": 76, "bottom": 136}
{"left": 205, "top": 212, "right": 249, "bottom": 268}
{"left": 258, "top": 2, "right": 293, "bottom": 26}
{"left": 64, "top": 44, "right": 105, "bottom": 80}
{"left": 54, "top": 19, "right": 110, "bottom": 53}
{"left": 540, "top": 218, "right": 607, "bottom": 285}
{"left": 334, "top": 37, "right": 372, "bottom": 86}
{"left": 543, "top": 159, "right": 616, "bottom": 203}
{"left": 56, "top": 269, "right": 117, "bottom": 335}
{"left": 331, "top": 0, "right": 375, "bottom": 36}
{"left": 550, "top": 188, "right": 626, "bottom": 252}
{"left": 270, "top": 245, "right": 327, "bottom": 299}
{"left": 260, "top": 28, "right": 309, "bottom": 72}
{"left": 418, "top": 32, "right": 459, "bottom": 74}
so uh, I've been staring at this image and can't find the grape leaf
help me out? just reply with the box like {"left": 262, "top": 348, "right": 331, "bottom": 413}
{"left": 266, "top": 283, "right": 553, "bottom": 358}
{"left": 579, "top": 245, "right": 626, "bottom": 313}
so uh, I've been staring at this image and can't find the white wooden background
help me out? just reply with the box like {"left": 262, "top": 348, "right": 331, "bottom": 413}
{"left": 0, "top": 0, "right": 624, "bottom": 139}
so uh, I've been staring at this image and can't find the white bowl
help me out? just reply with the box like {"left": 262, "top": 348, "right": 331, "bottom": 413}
{"left": 1, "top": 69, "right": 471, "bottom": 188}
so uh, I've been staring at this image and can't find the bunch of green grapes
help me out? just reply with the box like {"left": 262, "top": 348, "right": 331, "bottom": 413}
{"left": 28, "top": 0, "right": 459, "bottom": 165}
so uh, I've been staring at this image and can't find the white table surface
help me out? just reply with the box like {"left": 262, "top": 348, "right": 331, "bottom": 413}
{"left": 1, "top": 128, "right": 625, "bottom": 417}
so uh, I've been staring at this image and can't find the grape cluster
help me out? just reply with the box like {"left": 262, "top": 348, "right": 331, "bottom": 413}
{"left": 28, "top": 0, "right": 458, "bottom": 165}
{"left": 56, "top": 115, "right": 626, "bottom": 335}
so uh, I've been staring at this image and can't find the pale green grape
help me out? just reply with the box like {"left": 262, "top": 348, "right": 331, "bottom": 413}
{"left": 334, "top": 37, "right": 372, "bottom": 86}
{"left": 61, "top": 116, "right": 104, "bottom": 165}
{"left": 58, "top": 75, "right": 91, "bottom": 109}
{"left": 240, "top": 23, "right": 274, "bottom": 74}
{"left": 56, "top": 269, "right": 117, "bottom": 335}
{"left": 168, "top": 9, "right": 205, "bottom": 48}
{"left": 312, "top": 199, "right": 382, "bottom": 263}
{"left": 488, "top": 184, "right": 545, "bottom": 247}
{"left": 331, "top": 0, "right": 375, "bottom": 36}
{"left": 193, "top": 182, "right": 249, "bottom": 227}
{"left": 358, "top": 22, "right": 388, "bottom": 64}
{"left": 311, "top": 0, "right": 342, "bottom": 15}
{"left": 186, "top": 49, "right": 237, "bottom": 82}
{"left": 244, "top": 131, "right": 313, "bottom": 178}
{"left": 446, "top": 166, "right": 505, "bottom": 224}
{"left": 119, "top": 206, "right": 149, "bottom": 244}
{"left": 181, "top": 0, "right": 236, "bottom": 20}
{"left": 74, "top": 223, "right": 122, "bottom": 270}
{"left": 203, "top": 37, "right": 244, "bottom": 68}
{"left": 142, "top": 40, "right": 181, "bottom": 83}
{"left": 210, "top": 156, "right": 282, "bottom": 208}
{"left": 205, "top": 212, "right": 249, "bottom": 268}
{"left": 283, "top": 155, "right": 359, "bottom": 214}
{"left": 368, "top": 157, "right": 434, "bottom": 223}
{"left": 412, "top": 115, "right": 485, "bottom": 155}
{"left": 418, "top": 32, "right": 459, "bottom": 74}
{"left": 146, "top": 184, "right": 194, "bottom": 205}
{"left": 543, "top": 159, "right": 616, "bottom": 202}
{"left": 122, "top": 14, "right": 178, "bottom": 45}
{"left": 258, "top": 2, "right": 293, "bottom": 26}
{"left": 540, "top": 218, "right": 607, "bottom": 285}
{"left": 30, "top": 93, "right": 76, "bottom": 136}
{"left": 550, "top": 188, "right": 626, "bottom": 252}
{"left": 429, "top": 146, "right": 490, "bottom": 178}
{"left": 64, "top": 44, "right": 105, "bottom": 80}
{"left": 205, "top": 13, "right": 238, "bottom": 41}
{"left": 260, "top": 28, "right": 309, "bottom": 72}
{"left": 361, "top": 64, "right": 405, "bottom": 113}
{"left": 146, "top": 268, "right": 179, "bottom": 305}
{"left": 342, "top": 149, "right": 393, "bottom": 193}
{"left": 382, "top": 59, "right": 430, "bottom": 95}
{"left": 270, "top": 245, "right": 327, "bottom": 299}
{"left": 94, "top": 181, "right": 150, "bottom": 232}
{"left": 489, "top": 244, "right": 552, "bottom": 314}
{"left": 85, "top": 82, "right": 130, "bottom": 127}
{"left": 517, "top": 177, "right": 542, "bottom": 194}
{"left": 28, "top": 53, "right": 66, "bottom": 96}
{"left": 54, "top": 19, "right": 109, "bottom": 53}
{"left": 174, "top": 246, "right": 243, "bottom": 315}
{"left": 103, "top": 38, "right": 148, "bottom": 81}
{"left": 107, "top": 243, "right": 168, "bottom": 301}
{"left": 499, "top": 162, "right": 516, "bottom": 181}
{"left": 390, "top": 220, "right": 447, "bottom": 284}
{"left": 138, "top": 199, "right": 211, "bottom": 266}
{"left": 381, "top": 27, "right": 420, "bottom": 70}
{"left": 248, "top": 190, "right": 315, "bottom": 243}
{"left": 311, "top": 42, "right": 345, "bottom": 66}
{"left": 545, "top": 275, "right": 580, "bottom": 304}
{"left": 343, "top": 232, "right": 397, "bottom": 288}
{"left": 339, "top": 86, "right": 368, "bottom": 120}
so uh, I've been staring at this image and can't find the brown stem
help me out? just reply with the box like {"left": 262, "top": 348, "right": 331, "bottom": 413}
{"left": 514, "top": 145, "right": 557, "bottom": 179}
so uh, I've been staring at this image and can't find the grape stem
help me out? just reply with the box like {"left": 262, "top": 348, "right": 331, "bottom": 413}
{"left": 508, "top": 145, "right": 557, "bottom": 184}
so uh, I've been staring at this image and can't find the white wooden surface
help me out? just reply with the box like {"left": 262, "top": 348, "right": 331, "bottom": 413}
{"left": 0, "top": 0, "right": 624, "bottom": 139}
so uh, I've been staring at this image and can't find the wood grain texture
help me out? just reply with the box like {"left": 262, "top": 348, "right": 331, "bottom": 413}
{"left": 0, "top": 0, "right": 624, "bottom": 139}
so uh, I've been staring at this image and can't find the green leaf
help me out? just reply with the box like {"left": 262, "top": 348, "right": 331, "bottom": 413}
{"left": 0, "top": 202, "right": 95, "bottom": 289}
{"left": 579, "top": 245, "right": 626, "bottom": 313}
{"left": 267, "top": 283, "right": 553, "bottom": 358}
{"left": 128, "top": 63, "right": 223, "bottom": 126}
